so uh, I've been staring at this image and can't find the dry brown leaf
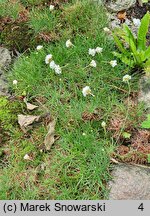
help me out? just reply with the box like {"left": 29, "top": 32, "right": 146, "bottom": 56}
{"left": 44, "top": 119, "right": 56, "bottom": 150}
{"left": 24, "top": 98, "right": 38, "bottom": 110}
{"left": 82, "top": 111, "right": 101, "bottom": 121}
{"left": 26, "top": 102, "right": 38, "bottom": 111}
{"left": 18, "top": 114, "right": 40, "bottom": 128}
{"left": 117, "top": 11, "right": 126, "bottom": 22}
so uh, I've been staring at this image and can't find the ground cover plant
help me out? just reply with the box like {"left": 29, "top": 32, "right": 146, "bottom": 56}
{"left": 0, "top": 0, "right": 149, "bottom": 200}
{"left": 112, "top": 11, "right": 150, "bottom": 71}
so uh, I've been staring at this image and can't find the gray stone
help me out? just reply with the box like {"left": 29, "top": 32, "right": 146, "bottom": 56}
{"left": 106, "top": 0, "right": 136, "bottom": 12}
{"left": 0, "top": 78, "right": 9, "bottom": 96}
{"left": 108, "top": 164, "right": 150, "bottom": 200}
{"left": 0, "top": 47, "right": 11, "bottom": 70}
{"left": 0, "top": 47, "right": 11, "bottom": 96}
{"left": 138, "top": 76, "right": 150, "bottom": 111}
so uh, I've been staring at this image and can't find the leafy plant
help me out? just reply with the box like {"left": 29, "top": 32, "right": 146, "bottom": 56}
{"left": 112, "top": 12, "right": 150, "bottom": 72}
{"left": 122, "top": 132, "right": 131, "bottom": 139}
{"left": 0, "top": 97, "right": 22, "bottom": 131}
{"left": 141, "top": 114, "right": 150, "bottom": 129}
{"left": 148, "top": 154, "right": 150, "bottom": 163}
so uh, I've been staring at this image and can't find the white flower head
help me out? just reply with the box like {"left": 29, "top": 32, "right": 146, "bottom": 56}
{"left": 132, "top": 18, "right": 141, "bottom": 27}
{"left": 125, "top": 18, "right": 131, "bottom": 26}
{"left": 50, "top": 60, "right": 56, "bottom": 69}
{"left": 45, "top": 54, "right": 53, "bottom": 64}
{"left": 95, "top": 47, "right": 103, "bottom": 54}
{"left": 13, "top": 80, "right": 18, "bottom": 85}
{"left": 82, "top": 86, "right": 92, "bottom": 97}
{"left": 90, "top": 60, "right": 97, "bottom": 68}
{"left": 49, "top": 5, "right": 54, "bottom": 11}
{"left": 66, "top": 39, "right": 73, "bottom": 48}
{"left": 110, "top": 60, "right": 117, "bottom": 67}
{"left": 89, "top": 48, "right": 96, "bottom": 57}
{"left": 54, "top": 65, "right": 62, "bottom": 74}
{"left": 101, "top": 121, "right": 106, "bottom": 128}
{"left": 23, "top": 154, "right": 31, "bottom": 160}
{"left": 103, "top": 27, "right": 110, "bottom": 33}
{"left": 36, "top": 45, "right": 43, "bottom": 51}
{"left": 123, "top": 74, "right": 131, "bottom": 83}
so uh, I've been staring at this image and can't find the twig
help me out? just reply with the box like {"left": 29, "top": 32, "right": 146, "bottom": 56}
{"left": 109, "top": 84, "right": 128, "bottom": 93}
{"left": 110, "top": 157, "right": 119, "bottom": 164}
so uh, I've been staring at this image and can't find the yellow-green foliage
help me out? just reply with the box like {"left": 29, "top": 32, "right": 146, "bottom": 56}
{"left": 0, "top": 97, "right": 21, "bottom": 130}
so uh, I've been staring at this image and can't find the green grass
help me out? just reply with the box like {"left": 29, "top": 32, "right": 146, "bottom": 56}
{"left": 0, "top": 0, "right": 142, "bottom": 199}
{"left": 29, "top": 7, "right": 59, "bottom": 34}
{"left": 0, "top": 0, "right": 21, "bottom": 19}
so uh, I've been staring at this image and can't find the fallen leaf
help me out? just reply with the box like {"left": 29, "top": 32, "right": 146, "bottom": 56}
{"left": 26, "top": 102, "right": 38, "bottom": 111}
{"left": 24, "top": 98, "right": 38, "bottom": 110}
{"left": 44, "top": 119, "right": 56, "bottom": 150}
{"left": 18, "top": 114, "right": 40, "bottom": 129}
{"left": 141, "top": 114, "right": 150, "bottom": 129}
{"left": 117, "top": 11, "right": 126, "bottom": 23}
{"left": 82, "top": 111, "right": 101, "bottom": 121}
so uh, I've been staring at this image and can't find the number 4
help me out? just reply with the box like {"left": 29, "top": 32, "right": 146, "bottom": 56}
{"left": 138, "top": 203, "right": 144, "bottom": 211}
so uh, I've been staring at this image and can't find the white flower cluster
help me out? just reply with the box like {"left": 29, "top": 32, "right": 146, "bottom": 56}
{"left": 101, "top": 121, "right": 106, "bottom": 128}
{"left": 36, "top": 45, "right": 43, "bottom": 51}
{"left": 132, "top": 18, "right": 141, "bottom": 27}
{"left": 45, "top": 54, "right": 53, "bottom": 64}
{"left": 103, "top": 27, "right": 110, "bottom": 33}
{"left": 45, "top": 54, "right": 62, "bottom": 74}
{"left": 89, "top": 47, "right": 103, "bottom": 56}
{"left": 90, "top": 60, "right": 97, "bottom": 68}
{"left": 24, "top": 154, "right": 31, "bottom": 160}
{"left": 109, "top": 60, "right": 117, "bottom": 68}
{"left": 50, "top": 61, "right": 62, "bottom": 74}
{"left": 49, "top": 5, "right": 54, "bottom": 12}
{"left": 66, "top": 39, "right": 74, "bottom": 48}
{"left": 82, "top": 86, "right": 92, "bottom": 97}
{"left": 13, "top": 80, "right": 18, "bottom": 85}
{"left": 123, "top": 74, "right": 131, "bottom": 82}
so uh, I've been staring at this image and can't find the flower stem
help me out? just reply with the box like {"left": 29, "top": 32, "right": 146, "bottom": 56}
{"left": 115, "top": 81, "right": 130, "bottom": 144}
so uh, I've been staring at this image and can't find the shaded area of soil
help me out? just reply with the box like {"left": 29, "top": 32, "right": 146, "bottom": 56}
{"left": 114, "top": 129, "right": 150, "bottom": 165}
{"left": 1, "top": 21, "right": 34, "bottom": 53}
{"left": 127, "top": 2, "right": 150, "bottom": 44}
{"left": 127, "top": 2, "right": 150, "bottom": 19}
{"left": 108, "top": 95, "right": 150, "bottom": 165}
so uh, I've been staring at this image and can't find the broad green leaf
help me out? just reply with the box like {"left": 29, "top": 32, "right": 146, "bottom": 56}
{"left": 148, "top": 154, "right": 150, "bottom": 163}
{"left": 122, "top": 24, "right": 139, "bottom": 62}
{"left": 122, "top": 132, "right": 131, "bottom": 139}
{"left": 137, "top": 12, "right": 150, "bottom": 51}
{"left": 123, "top": 24, "right": 136, "bottom": 46}
{"left": 144, "top": 46, "right": 150, "bottom": 60}
{"left": 141, "top": 114, "right": 150, "bottom": 129}
{"left": 112, "top": 32, "right": 127, "bottom": 54}
{"left": 144, "top": 59, "right": 150, "bottom": 74}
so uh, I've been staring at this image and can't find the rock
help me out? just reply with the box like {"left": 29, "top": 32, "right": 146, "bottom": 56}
{"left": 0, "top": 47, "right": 11, "bottom": 70}
{"left": 106, "top": 0, "right": 136, "bottom": 12}
{"left": 0, "top": 78, "right": 9, "bottom": 96}
{"left": 0, "top": 47, "right": 11, "bottom": 96}
{"left": 108, "top": 164, "right": 150, "bottom": 199}
{"left": 138, "top": 76, "right": 150, "bottom": 111}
